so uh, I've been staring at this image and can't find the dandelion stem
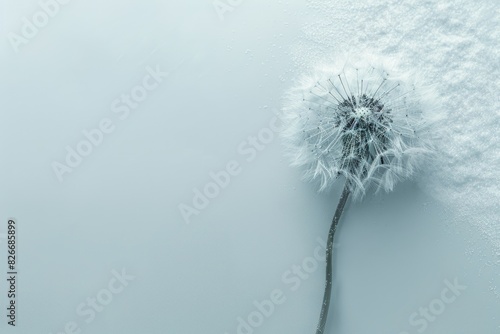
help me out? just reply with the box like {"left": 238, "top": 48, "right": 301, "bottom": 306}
{"left": 316, "top": 183, "right": 350, "bottom": 334}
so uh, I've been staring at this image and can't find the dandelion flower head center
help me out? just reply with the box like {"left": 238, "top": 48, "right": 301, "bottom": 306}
{"left": 353, "top": 106, "right": 371, "bottom": 119}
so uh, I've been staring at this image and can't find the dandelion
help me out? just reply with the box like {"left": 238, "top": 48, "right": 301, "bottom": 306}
{"left": 280, "top": 54, "right": 435, "bottom": 334}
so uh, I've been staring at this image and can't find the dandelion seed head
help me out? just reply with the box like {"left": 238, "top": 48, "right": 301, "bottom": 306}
{"left": 280, "top": 54, "right": 437, "bottom": 199}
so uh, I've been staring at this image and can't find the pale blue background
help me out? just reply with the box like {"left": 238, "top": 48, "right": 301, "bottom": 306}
{"left": 0, "top": 0, "right": 499, "bottom": 333}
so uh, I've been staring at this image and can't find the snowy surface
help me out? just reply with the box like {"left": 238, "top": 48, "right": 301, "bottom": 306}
{"left": 0, "top": 0, "right": 499, "bottom": 333}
